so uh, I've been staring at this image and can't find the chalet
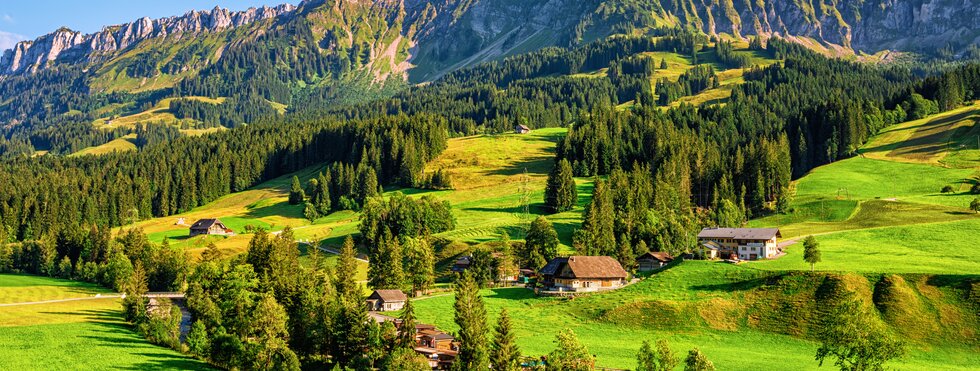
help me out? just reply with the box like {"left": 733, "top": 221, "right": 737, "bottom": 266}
{"left": 366, "top": 289, "right": 407, "bottom": 312}
{"left": 450, "top": 256, "right": 471, "bottom": 272}
{"left": 637, "top": 251, "right": 674, "bottom": 271}
{"left": 514, "top": 124, "right": 531, "bottom": 134}
{"left": 539, "top": 256, "right": 628, "bottom": 292}
{"left": 697, "top": 227, "right": 781, "bottom": 261}
{"left": 189, "top": 218, "right": 233, "bottom": 237}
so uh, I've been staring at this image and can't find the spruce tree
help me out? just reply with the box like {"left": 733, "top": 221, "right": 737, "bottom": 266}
{"left": 581, "top": 178, "right": 615, "bottom": 256}
{"left": 452, "top": 270, "right": 489, "bottom": 371}
{"left": 315, "top": 173, "right": 332, "bottom": 214}
{"left": 368, "top": 230, "right": 404, "bottom": 290}
{"left": 288, "top": 176, "right": 305, "bottom": 205}
{"left": 491, "top": 308, "right": 520, "bottom": 371}
{"left": 544, "top": 158, "right": 577, "bottom": 213}
{"left": 397, "top": 299, "right": 418, "bottom": 350}
{"left": 335, "top": 236, "right": 360, "bottom": 301}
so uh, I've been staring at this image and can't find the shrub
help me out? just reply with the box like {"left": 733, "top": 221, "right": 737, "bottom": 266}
{"left": 971, "top": 183, "right": 980, "bottom": 194}
{"left": 941, "top": 185, "right": 955, "bottom": 194}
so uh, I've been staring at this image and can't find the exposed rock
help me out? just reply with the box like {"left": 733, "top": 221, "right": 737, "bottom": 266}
{"left": 0, "top": 4, "right": 296, "bottom": 74}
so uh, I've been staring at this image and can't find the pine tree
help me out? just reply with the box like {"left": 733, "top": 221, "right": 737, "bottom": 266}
{"left": 368, "top": 231, "right": 404, "bottom": 290}
{"left": 452, "top": 270, "right": 489, "bottom": 371}
{"left": 660, "top": 58, "right": 668, "bottom": 69}
{"left": 315, "top": 173, "right": 332, "bottom": 214}
{"left": 335, "top": 236, "right": 360, "bottom": 301}
{"left": 544, "top": 159, "right": 577, "bottom": 213}
{"left": 616, "top": 236, "right": 636, "bottom": 272}
{"left": 491, "top": 308, "right": 520, "bottom": 371}
{"left": 581, "top": 178, "right": 615, "bottom": 256}
{"left": 288, "top": 176, "right": 305, "bottom": 205}
{"left": 397, "top": 299, "right": 418, "bottom": 350}
{"left": 122, "top": 261, "right": 149, "bottom": 324}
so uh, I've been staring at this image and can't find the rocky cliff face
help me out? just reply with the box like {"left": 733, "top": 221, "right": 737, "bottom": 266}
{"left": 2, "top": 0, "right": 977, "bottom": 78}
{"left": 0, "top": 4, "right": 296, "bottom": 74}
{"left": 652, "top": 0, "right": 979, "bottom": 55}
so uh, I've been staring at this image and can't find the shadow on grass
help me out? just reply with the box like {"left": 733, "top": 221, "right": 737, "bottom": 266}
{"left": 126, "top": 355, "right": 214, "bottom": 371}
{"left": 244, "top": 199, "right": 303, "bottom": 220}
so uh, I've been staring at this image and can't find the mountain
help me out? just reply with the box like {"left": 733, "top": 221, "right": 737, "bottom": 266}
{"left": 0, "top": 4, "right": 297, "bottom": 75}
{"left": 3, "top": 0, "right": 977, "bottom": 79}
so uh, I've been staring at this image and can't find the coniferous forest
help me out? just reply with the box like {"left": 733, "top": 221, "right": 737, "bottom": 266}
{"left": 1, "top": 4, "right": 980, "bottom": 368}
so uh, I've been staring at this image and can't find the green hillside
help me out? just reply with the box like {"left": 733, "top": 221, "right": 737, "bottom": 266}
{"left": 0, "top": 274, "right": 210, "bottom": 370}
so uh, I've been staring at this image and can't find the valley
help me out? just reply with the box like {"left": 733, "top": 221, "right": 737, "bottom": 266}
{"left": 0, "top": 1, "right": 978, "bottom": 370}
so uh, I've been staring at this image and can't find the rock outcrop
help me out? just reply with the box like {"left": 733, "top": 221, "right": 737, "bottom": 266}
{"left": 0, "top": 4, "right": 296, "bottom": 74}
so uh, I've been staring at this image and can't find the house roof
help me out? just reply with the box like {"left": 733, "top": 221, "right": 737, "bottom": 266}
{"left": 638, "top": 251, "right": 673, "bottom": 262}
{"left": 541, "top": 256, "right": 628, "bottom": 279}
{"left": 369, "top": 289, "right": 407, "bottom": 303}
{"left": 697, "top": 228, "right": 781, "bottom": 240}
{"left": 515, "top": 124, "right": 530, "bottom": 130}
{"left": 190, "top": 218, "right": 223, "bottom": 230}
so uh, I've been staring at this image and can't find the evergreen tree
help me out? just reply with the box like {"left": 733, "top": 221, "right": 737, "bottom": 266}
{"left": 122, "top": 261, "right": 149, "bottom": 324}
{"left": 368, "top": 231, "right": 404, "bottom": 290}
{"left": 288, "top": 176, "right": 305, "bottom": 205}
{"left": 803, "top": 236, "right": 822, "bottom": 272}
{"left": 660, "top": 58, "right": 668, "bottom": 69}
{"left": 580, "top": 178, "right": 615, "bottom": 256}
{"left": 523, "top": 216, "right": 559, "bottom": 270}
{"left": 314, "top": 173, "right": 332, "bottom": 214}
{"left": 397, "top": 299, "right": 418, "bottom": 350}
{"left": 616, "top": 236, "right": 636, "bottom": 272}
{"left": 335, "top": 236, "right": 360, "bottom": 301}
{"left": 451, "top": 270, "right": 489, "bottom": 371}
{"left": 491, "top": 308, "right": 520, "bottom": 371}
{"left": 544, "top": 159, "right": 577, "bottom": 213}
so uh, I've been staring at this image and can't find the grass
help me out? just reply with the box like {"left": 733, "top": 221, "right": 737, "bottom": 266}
{"left": 94, "top": 96, "right": 225, "bottom": 131}
{"left": 409, "top": 261, "right": 979, "bottom": 370}
{"left": 0, "top": 274, "right": 211, "bottom": 370}
{"left": 69, "top": 134, "right": 138, "bottom": 157}
{"left": 753, "top": 218, "right": 980, "bottom": 274}
{"left": 748, "top": 105, "right": 980, "bottom": 275}
{"left": 861, "top": 101, "right": 980, "bottom": 167}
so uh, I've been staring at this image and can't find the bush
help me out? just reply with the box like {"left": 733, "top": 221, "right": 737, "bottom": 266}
{"left": 972, "top": 183, "right": 980, "bottom": 194}
{"left": 941, "top": 185, "right": 955, "bottom": 193}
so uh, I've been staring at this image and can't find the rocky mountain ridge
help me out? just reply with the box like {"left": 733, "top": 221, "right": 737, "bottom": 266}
{"left": 1, "top": 0, "right": 977, "bottom": 81}
{"left": 0, "top": 4, "right": 297, "bottom": 74}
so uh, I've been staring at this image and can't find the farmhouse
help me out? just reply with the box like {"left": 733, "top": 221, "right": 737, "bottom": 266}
{"left": 539, "top": 256, "right": 628, "bottom": 292}
{"left": 697, "top": 227, "right": 781, "bottom": 260}
{"left": 637, "top": 251, "right": 674, "bottom": 271}
{"left": 514, "top": 123, "right": 531, "bottom": 134}
{"left": 366, "top": 289, "right": 407, "bottom": 312}
{"left": 450, "top": 256, "right": 470, "bottom": 272}
{"left": 188, "top": 218, "right": 233, "bottom": 237}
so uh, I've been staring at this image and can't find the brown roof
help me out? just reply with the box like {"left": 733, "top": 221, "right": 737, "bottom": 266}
{"left": 697, "top": 228, "right": 781, "bottom": 240}
{"left": 190, "top": 218, "right": 224, "bottom": 230}
{"left": 542, "top": 256, "right": 627, "bottom": 279}
{"left": 369, "top": 289, "right": 407, "bottom": 303}
{"left": 638, "top": 252, "right": 673, "bottom": 262}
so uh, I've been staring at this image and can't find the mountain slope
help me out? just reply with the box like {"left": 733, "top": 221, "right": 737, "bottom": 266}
{"left": 3, "top": 0, "right": 977, "bottom": 80}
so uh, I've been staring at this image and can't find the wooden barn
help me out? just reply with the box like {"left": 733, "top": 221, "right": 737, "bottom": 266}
{"left": 366, "top": 289, "right": 407, "bottom": 312}
{"left": 189, "top": 218, "right": 233, "bottom": 237}
{"left": 539, "top": 256, "right": 628, "bottom": 292}
{"left": 637, "top": 251, "right": 674, "bottom": 271}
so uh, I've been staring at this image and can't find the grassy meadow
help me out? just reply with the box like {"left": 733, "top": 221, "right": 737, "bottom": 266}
{"left": 750, "top": 101, "right": 979, "bottom": 274}
{"left": 409, "top": 261, "right": 980, "bottom": 370}
{"left": 0, "top": 274, "right": 210, "bottom": 370}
